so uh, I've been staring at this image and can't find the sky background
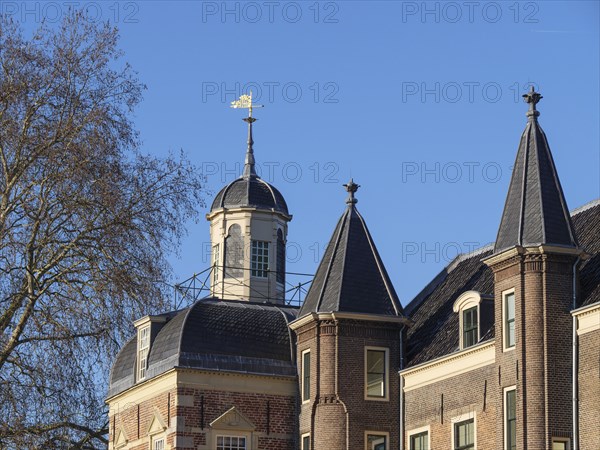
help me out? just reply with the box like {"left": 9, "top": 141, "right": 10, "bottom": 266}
{"left": 10, "top": 1, "right": 600, "bottom": 306}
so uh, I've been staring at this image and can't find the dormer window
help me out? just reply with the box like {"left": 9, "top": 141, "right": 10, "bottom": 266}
{"left": 453, "top": 291, "right": 493, "bottom": 350}
{"left": 133, "top": 315, "right": 168, "bottom": 383}
{"left": 463, "top": 307, "right": 478, "bottom": 348}
{"left": 137, "top": 325, "right": 150, "bottom": 381}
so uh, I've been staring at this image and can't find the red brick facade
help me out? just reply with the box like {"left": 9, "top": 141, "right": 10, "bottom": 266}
{"left": 294, "top": 317, "right": 403, "bottom": 450}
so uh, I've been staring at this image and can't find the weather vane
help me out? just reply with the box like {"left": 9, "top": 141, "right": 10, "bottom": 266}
{"left": 231, "top": 91, "right": 264, "bottom": 119}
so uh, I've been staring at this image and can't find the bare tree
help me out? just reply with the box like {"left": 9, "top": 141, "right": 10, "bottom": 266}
{"left": 0, "top": 12, "right": 204, "bottom": 449}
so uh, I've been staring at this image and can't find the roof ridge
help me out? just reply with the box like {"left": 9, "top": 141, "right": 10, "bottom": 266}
{"left": 315, "top": 208, "right": 349, "bottom": 312}
{"left": 335, "top": 206, "right": 353, "bottom": 311}
{"left": 354, "top": 207, "right": 402, "bottom": 316}
{"left": 570, "top": 198, "right": 600, "bottom": 216}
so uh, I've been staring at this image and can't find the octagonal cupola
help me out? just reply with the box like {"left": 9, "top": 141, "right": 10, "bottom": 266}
{"left": 206, "top": 94, "right": 292, "bottom": 303}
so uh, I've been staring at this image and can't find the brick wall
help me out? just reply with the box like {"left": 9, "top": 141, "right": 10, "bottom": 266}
{"left": 489, "top": 250, "right": 577, "bottom": 449}
{"left": 403, "top": 365, "right": 496, "bottom": 450}
{"left": 295, "top": 317, "right": 402, "bottom": 450}
{"left": 108, "top": 373, "right": 296, "bottom": 450}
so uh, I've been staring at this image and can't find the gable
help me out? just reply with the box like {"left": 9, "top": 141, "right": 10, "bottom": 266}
{"left": 146, "top": 409, "right": 167, "bottom": 436}
{"left": 210, "top": 406, "right": 256, "bottom": 432}
{"left": 114, "top": 426, "right": 128, "bottom": 449}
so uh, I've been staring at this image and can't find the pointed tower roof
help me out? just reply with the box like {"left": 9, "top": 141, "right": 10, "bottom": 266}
{"left": 494, "top": 88, "right": 578, "bottom": 253}
{"left": 299, "top": 180, "right": 404, "bottom": 317}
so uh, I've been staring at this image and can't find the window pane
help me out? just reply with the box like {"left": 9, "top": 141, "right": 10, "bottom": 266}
{"left": 455, "top": 419, "right": 474, "bottom": 449}
{"left": 505, "top": 292, "right": 516, "bottom": 348}
{"left": 216, "top": 435, "right": 247, "bottom": 450}
{"left": 552, "top": 442, "right": 567, "bottom": 450}
{"left": 410, "top": 431, "right": 428, "bottom": 450}
{"left": 303, "top": 351, "right": 311, "bottom": 401}
{"left": 302, "top": 435, "right": 310, "bottom": 450}
{"left": 463, "top": 307, "right": 478, "bottom": 348}
{"left": 367, "top": 434, "right": 387, "bottom": 450}
{"left": 366, "top": 350, "right": 386, "bottom": 397}
{"left": 506, "top": 389, "right": 516, "bottom": 450}
{"left": 251, "top": 241, "right": 269, "bottom": 277}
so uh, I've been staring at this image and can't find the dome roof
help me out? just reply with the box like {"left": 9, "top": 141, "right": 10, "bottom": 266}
{"left": 108, "top": 299, "right": 298, "bottom": 398}
{"left": 210, "top": 175, "right": 289, "bottom": 215}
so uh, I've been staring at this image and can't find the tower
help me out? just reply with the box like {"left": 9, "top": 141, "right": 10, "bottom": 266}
{"left": 483, "top": 88, "right": 583, "bottom": 449}
{"left": 290, "top": 181, "right": 410, "bottom": 450}
{"left": 206, "top": 94, "right": 292, "bottom": 302}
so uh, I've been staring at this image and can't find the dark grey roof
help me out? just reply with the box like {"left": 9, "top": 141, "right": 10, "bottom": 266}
{"left": 405, "top": 200, "right": 600, "bottom": 367}
{"left": 494, "top": 94, "right": 577, "bottom": 253}
{"left": 108, "top": 299, "right": 298, "bottom": 398}
{"left": 210, "top": 175, "right": 289, "bottom": 215}
{"left": 299, "top": 202, "right": 404, "bottom": 318}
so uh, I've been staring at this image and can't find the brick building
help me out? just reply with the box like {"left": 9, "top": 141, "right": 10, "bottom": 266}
{"left": 107, "top": 90, "right": 600, "bottom": 450}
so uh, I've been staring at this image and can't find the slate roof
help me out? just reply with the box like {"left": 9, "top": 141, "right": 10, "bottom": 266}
{"left": 299, "top": 193, "right": 404, "bottom": 318}
{"left": 108, "top": 299, "right": 298, "bottom": 398}
{"left": 210, "top": 175, "right": 289, "bottom": 215}
{"left": 494, "top": 93, "right": 577, "bottom": 253}
{"left": 405, "top": 200, "right": 600, "bottom": 368}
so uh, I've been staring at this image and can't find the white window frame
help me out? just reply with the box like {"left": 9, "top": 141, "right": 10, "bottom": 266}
{"left": 301, "top": 349, "right": 311, "bottom": 404}
{"left": 453, "top": 291, "right": 483, "bottom": 350}
{"left": 250, "top": 240, "right": 269, "bottom": 278}
{"left": 364, "top": 430, "right": 389, "bottom": 450}
{"left": 502, "top": 288, "right": 516, "bottom": 352}
{"left": 551, "top": 438, "right": 571, "bottom": 450}
{"left": 215, "top": 434, "right": 248, "bottom": 450}
{"left": 137, "top": 325, "right": 150, "bottom": 381}
{"left": 364, "top": 346, "right": 389, "bottom": 401}
{"left": 213, "top": 243, "right": 220, "bottom": 284}
{"left": 151, "top": 436, "right": 165, "bottom": 450}
{"left": 503, "top": 386, "right": 516, "bottom": 450}
{"left": 451, "top": 411, "right": 476, "bottom": 450}
{"left": 301, "top": 432, "right": 310, "bottom": 450}
{"left": 407, "top": 425, "right": 430, "bottom": 450}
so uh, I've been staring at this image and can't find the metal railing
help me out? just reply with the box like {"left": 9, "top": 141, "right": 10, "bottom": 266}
{"left": 171, "top": 265, "right": 313, "bottom": 310}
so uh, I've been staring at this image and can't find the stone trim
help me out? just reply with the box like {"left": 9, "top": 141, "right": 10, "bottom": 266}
{"left": 573, "top": 302, "right": 600, "bottom": 336}
{"left": 400, "top": 342, "right": 494, "bottom": 392}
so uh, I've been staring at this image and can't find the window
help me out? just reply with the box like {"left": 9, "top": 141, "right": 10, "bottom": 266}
{"left": 505, "top": 388, "right": 516, "bottom": 450}
{"left": 454, "top": 419, "right": 474, "bottom": 450}
{"left": 301, "top": 433, "right": 310, "bottom": 450}
{"left": 225, "top": 224, "right": 243, "bottom": 278}
{"left": 251, "top": 240, "right": 269, "bottom": 277}
{"left": 504, "top": 291, "right": 515, "bottom": 349}
{"left": 216, "top": 435, "right": 246, "bottom": 450}
{"left": 213, "top": 244, "right": 220, "bottom": 284}
{"left": 463, "top": 306, "right": 478, "bottom": 348}
{"left": 302, "top": 350, "right": 311, "bottom": 403}
{"left": 137, "top": 326, "right": 150, "bottom": 381}
{"left": 410, "top": 431, "right": 429, "bottom": 450}
{"left": 453, "top": 291, "right": 487, "bottom": 350}
{"left": 365, "top": 347, "right": 388, "bottom": 400}
{"left": 153, "top": 438, "right": 165, "bottom": 450}
{"left": 276, "top": 229, "right": 285, "bottom": 284}
{"left": 366, "top": 432, "right": 388, "bottom": 450}
{"left": 552, "top": 439, "right": 570, "bottom": 450}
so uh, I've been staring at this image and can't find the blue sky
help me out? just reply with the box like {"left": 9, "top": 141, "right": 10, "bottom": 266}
{"left": 10, "top": 1, "right": 600, "bottom": 305}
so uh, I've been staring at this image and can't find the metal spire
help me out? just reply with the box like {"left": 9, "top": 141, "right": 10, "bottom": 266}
{"left": 343, "top": 178, "right": 360, "bottom": 206}
{"left": 231, "top": 92, "right": 264, "bottom": 178}
{"left": 523, "top": 86, "right": 542, "bottom": 121}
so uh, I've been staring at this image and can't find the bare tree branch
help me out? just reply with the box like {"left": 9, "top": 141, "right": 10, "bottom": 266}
{"left": 0, "top": 11, "right": 204, "bottom": 448}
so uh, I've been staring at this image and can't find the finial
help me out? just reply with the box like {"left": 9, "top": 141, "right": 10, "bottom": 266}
{"left": 231, "top": 92, "right": 264, "bottom": 178}
{"left": 343, "top": 178, "right": 360, "bottom": 205}
{"left": 523, "top": 86, "right": 542, "bottom": 120}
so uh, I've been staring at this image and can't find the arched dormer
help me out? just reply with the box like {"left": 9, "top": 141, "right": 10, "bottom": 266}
{"left": 453, "top": 290, "right": 493, "bottom": 350}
